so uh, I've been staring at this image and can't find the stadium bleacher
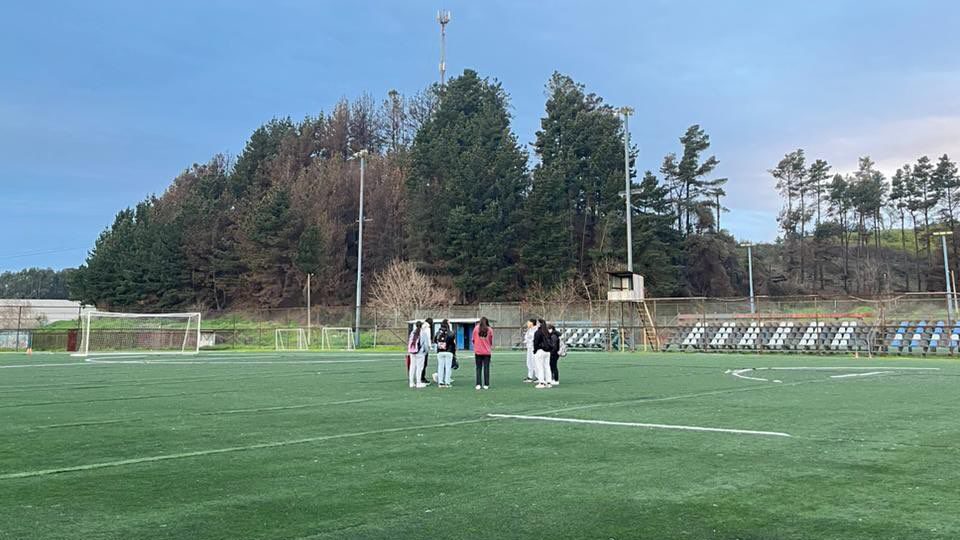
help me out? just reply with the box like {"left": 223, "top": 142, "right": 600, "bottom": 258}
{"left": 663, "top": 318, "right": 960, "bottom": 355}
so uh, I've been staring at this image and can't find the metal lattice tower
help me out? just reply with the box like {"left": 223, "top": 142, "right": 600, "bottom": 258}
{"left": 437, "top": 10, "right": 451, "bottom": 87}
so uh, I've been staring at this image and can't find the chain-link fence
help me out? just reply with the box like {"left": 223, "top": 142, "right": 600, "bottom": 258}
{"left": 3, "top": 293, "right": 957, "bottom": 352}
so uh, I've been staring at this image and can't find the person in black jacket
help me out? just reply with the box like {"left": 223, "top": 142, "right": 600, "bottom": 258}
{"left": 547, "top": 324, "right": 560, "bottom": 385}
{"left": 532, "top": 319, "right": 552, "bottom": 388}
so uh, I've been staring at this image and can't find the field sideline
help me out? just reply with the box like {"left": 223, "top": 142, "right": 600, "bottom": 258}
{"left": 1, "top": 350, "right": 958, "bottom": 539}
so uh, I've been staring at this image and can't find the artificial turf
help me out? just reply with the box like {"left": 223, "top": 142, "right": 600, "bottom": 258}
{"left": 0, "top": 350, "right": 958, "bottom": 539}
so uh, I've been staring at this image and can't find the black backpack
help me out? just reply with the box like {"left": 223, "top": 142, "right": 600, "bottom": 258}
{"left": 436, "top": 329, "right": 449, "bottom": 351}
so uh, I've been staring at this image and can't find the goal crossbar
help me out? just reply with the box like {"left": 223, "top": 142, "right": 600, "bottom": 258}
{"left": 321, "top": 327, "right": 355, "bottom": 350}
{"left": 76, "top": 311, "right": 202, "bottom": 356}
{"left": 275, "top": 328, "right": 308, "bottom": 351}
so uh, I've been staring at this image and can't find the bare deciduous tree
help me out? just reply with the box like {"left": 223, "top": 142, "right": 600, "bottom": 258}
{"left": 369, "top": 260, "right": 453, "bottom": 326}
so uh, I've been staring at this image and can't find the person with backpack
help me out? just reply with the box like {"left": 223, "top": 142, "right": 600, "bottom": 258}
{"left": 434, "top": 319, "right": 457, "bottom": 388}
{"left": 547, "top": 324, "right": 562, "bottom": 385}
{"left": 472, "top": 317, "right": 494, "bottom": 390}
{"left": 407, "top": 321, "right": 429, "bottom": 389}
{"left": 523, "top": 318, "right": 538, "bottom": 383}
{"left": 532, "top": 319, "right": 552, "bottom": 389}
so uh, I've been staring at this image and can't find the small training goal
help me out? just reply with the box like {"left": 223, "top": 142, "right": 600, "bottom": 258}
{"left": 321, "top": 327, "right": 355, "bottom": 350}
{"left": 275, "top": 328, "right": 309, "bottom": 351}
{"left": 76, "top": 311, "right": 202, "bottom": 356}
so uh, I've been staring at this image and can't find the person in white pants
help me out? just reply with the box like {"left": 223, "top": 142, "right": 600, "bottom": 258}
{"left": 523, "top": 319, "right": 538, "bottom": 383}
{"left": 408, "top": 322, "right": 429, "bottom": 389}
{"left": 532, "top": 319, "right": 552, "bottom": 389}
{"left": 435, "top": 319, "right": 457, "bottom": 387}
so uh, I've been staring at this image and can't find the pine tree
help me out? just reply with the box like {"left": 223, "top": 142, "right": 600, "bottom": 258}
{"left": 660, "top": 125, "right": 722, "bottom": 237}
{"left": 890, "top": 168, "right": 910, "bottom": 291}
{"left": 913, "top": 155, "right": 935, "bottom": 263}
{"left": 932, "top": 154, "right": 959, "bottom": 257}
{"left": 771, "top": 150, "right": 807, "bottom": 282}
{"left": 407, "top": 69, "right": 528, "bottom": 300}
{"left": 630, "top": 171, "right": 682, "bottom": 295}
{"left": 807, "top": 158, "right": 831, "bottom": 287}
{"left": 523, "top": 73, "right": 624, "bottom": 285}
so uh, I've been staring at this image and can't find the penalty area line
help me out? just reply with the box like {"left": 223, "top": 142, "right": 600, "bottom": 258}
{"left": 488, "top": 414, "right": 792, "bottom": 438}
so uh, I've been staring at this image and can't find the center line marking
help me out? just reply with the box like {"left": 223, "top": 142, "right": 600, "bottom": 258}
{"left": 487, "top": 414, "right": 792, "bottom": 438}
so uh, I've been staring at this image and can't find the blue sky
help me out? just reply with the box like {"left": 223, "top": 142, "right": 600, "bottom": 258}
{"left": 2, "top": 0, "right": 959, "bottom": 271}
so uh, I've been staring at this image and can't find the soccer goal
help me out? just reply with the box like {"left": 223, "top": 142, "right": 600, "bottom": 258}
{"left": 275, "top": 328, "right": 308, "bottom": 351}
{"left": 76, "top": 311, "right": 202, "bottom": 356}
{"left": 321, "top": 327, "right": 355, "bottom": 350}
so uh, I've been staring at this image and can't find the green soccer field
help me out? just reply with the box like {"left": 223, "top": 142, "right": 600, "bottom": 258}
{"left": 1, "top": 351, "right": 958, "bottom": 539}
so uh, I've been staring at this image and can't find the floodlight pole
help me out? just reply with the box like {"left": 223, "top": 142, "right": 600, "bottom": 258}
{"left": 353, "top": 150, "right": 368, "bottom": 348}
{"left": 620, "top": 107, "right": 634, "bottom": 272}
{"left": 934, "top": 231, "right": 954, "bottom": 323}
{"left": 740, "top": 242, "right": 756, "bottom": 314}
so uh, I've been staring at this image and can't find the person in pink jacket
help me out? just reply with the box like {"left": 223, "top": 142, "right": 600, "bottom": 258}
{"left": 472, "top": 317, "right": 494, "bottom": 390}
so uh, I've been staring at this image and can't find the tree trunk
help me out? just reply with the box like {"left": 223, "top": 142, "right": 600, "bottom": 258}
{"left": 912, "top": 213, "right": 922, "bottom": 290}
{"left": 799, "top": 189, "right": 805, "bottom": 284}
{"left": 900, "top": 210, "right": 908, "bottom": 291}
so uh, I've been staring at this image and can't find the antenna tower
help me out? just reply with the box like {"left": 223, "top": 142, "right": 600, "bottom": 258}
{"left": 437, "top": 10, "right": 451, "bottom": 87}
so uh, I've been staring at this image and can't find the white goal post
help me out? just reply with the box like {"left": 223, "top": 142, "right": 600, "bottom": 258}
{"left": 76, "top": 311, "right": 202, "bottom": 356}
{"left": 321, "top": 327, "right": 355, "bottom": 350}
{"left": 275, "top": 328, "right": 308, "bottom": 351}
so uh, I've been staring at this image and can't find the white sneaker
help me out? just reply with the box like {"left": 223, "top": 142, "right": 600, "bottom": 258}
{"left": 475, "top": 385, "right": 482, "bottom": 390}
{"left": 551, "top": 381, "right": 559, "bottom": 386}
{"left": 416, "top": 383, "right": 427, "bottom": 388}
{"left": 482, "top": 385, "right": 490, "bottom": 390}
{"left": 409, "top": 383, "right": 415, "bottom": 388}
{"left": 535, "top": 383, "right": 547, "bottom": 389}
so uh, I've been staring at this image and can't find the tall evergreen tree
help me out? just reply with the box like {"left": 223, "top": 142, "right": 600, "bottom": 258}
{"left": 807, "top": 158, "right": 831, "bottom": 287}
{"left": 771, "top": 150, "right": 807, "bottom": 282}
{"left": 932, "top": 154, "right": 959, "bottom": 256}
{"left": 890, "top": 168, "right": 910, "bottom": 291}
{"left": 912, "top": 155, "right": 935, "bottom": 263}
{"left": 523, "top": 72, "right": 624, "bottom": 285}
{"left": 661, "top": 125, "right": 722, "bottom": 237}
{"left": 407, "top": 69, "right": 528, "bottom": 300}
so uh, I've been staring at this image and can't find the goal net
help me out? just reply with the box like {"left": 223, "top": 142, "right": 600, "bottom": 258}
{"left": 321, "top": 327, "right": 355, "bottom": 350}
{"left": 275, "top": 328, "right": 308, "bottom": 351}
{"left": 77, "top": 311, "right": 202, "bottom": 356}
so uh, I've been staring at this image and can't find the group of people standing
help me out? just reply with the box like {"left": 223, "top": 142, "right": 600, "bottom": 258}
{"left": 524, "top": 318, "right": 562, "bottom": 389}
{"left": 407, "top": 317, "right": 494, "bottom": 390}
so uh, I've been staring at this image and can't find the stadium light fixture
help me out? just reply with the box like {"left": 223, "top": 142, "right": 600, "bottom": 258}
{"left": 933, "top": 231, "right": 954, "bottom": 323}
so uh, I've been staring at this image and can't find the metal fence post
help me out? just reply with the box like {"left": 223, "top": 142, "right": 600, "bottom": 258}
{"left": 16, "top": 306, "right": 22, "bottom": 352}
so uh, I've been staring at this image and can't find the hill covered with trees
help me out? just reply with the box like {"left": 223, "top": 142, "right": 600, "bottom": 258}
{"left": 66, "top": 69, "right": 959, "bottom": 311}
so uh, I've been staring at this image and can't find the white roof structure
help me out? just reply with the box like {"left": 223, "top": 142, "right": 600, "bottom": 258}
{"left": 0, "top": 300, "right": 92, "bottom": 329}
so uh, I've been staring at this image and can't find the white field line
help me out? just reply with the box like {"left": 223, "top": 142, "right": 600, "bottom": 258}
{"left": 0, "top": 417, "right": 490, "bottom": 480}
{"left": 729, "top": 368, "right": 770, "bottom": 382}
{"left": 759, "top": 366, "right": 939, "bottom": 371}
{"left": 830, "top": 371, "right": 891, "bottom": 379}
{"left": 727, "top": 366, "right": 939, "bottom": 383}
{"left": 1, "top": 353, "right": 406, "bottom": 369}
{"left": 84, "top": 358, "right": 395, "bottom": 365}
{"left": 0, "top": 363, "right": 87, "bottom": 369}
{"left": 488, "top": 414, "right": 792, "bottom": 438}
{"left": 529, "top": 378, "right": 831, "bottom": 417}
